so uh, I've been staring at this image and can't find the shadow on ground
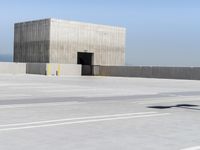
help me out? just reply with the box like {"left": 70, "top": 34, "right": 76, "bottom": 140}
{"left": 148, "top": 104, "right": 200, "bottom": 110}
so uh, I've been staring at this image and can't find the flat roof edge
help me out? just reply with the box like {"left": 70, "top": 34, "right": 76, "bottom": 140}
{"left": 15, "top": 18, "right": 126, "bottom": 30}
{"left": 15, "top": 18, "right": 51, "bottom": 25}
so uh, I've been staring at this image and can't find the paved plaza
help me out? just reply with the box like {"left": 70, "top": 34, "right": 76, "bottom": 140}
{"left": 0, "top": 75, "right": 200, "bottom": 150}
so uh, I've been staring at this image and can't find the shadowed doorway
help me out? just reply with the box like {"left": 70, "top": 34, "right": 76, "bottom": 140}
{"left": 77, "top": 52, "right": 93, "bottom": 75}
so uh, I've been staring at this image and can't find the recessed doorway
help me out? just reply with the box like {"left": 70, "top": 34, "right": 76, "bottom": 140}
{"left": 77, "top": 52, "right": 93, "bottom": 75}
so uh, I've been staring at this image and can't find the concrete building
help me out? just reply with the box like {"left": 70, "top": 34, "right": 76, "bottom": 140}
{"left": 14, "top": 18, "right": 126, "bottom": 67}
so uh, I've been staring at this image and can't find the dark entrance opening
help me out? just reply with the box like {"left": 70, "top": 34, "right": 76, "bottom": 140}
{"left": 77, "top": 52, "right": 93, "bottom": 75}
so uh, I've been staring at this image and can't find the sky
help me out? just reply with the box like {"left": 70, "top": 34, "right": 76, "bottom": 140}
{"left": 0, "top": 0, "right": 200, "bottom": 66}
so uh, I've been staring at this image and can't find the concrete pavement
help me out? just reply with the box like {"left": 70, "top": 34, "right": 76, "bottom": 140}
{"left": 0, "top": 75, "right": 200, "bottom": 150}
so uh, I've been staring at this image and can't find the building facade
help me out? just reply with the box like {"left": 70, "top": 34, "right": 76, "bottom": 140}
{"left": 14, "top": 18, "right": 126, "bottom": 66}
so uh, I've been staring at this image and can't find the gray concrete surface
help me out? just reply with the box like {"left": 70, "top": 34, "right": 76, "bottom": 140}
{"left": 95, "top": 65, "right": 200, "bottom": 80}
{"left": 0, "top": 75, "right": 200, "bottom": 150}
{"left": 14, "top": 19, "right": 50, "bottom": 63}
{"left": 59, "top": 64, "right": 81, "bottom": 76}
{"left": 26, "top": 63, "right": 81, "bottom": 76}
{"left": 0, "top": 62, "right": 81, "bottom": 76}
{"left": 26, "top": 63, "right": 47, "bottom": 75}
{"left": 0, "top": 62, "right": 26, "bottom": 74}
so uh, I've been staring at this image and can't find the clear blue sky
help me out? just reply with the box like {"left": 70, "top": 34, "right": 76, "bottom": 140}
{"left": 0, "top": 0, "right": 200, "bottom": 66}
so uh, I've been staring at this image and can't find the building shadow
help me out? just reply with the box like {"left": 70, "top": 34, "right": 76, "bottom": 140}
{"left": 148, "top": 104, "right": 200, "bottom": 110}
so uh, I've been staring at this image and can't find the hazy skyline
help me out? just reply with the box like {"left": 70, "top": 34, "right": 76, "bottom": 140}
{"left": 0, "top": 0, "right": 200, "bottom": 66}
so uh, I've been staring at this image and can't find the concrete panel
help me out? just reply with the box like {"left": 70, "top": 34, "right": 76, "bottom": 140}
{"left": 190, "top": 67, "right": 200, "bottom": 80}
{"left": 93, "top": 65, "right": 100, "bottom": 76}
{"left": 59, "top": 64, "right": 81, "bottom": 76}
{"left": 26, "top": 63, "right": 47, "bottom": 75}
{"left": 139, "top": 67, "right": 152, "bottom": 78}
{"left": 151, "top": 67, "right": 192, "bottom": 79}
{"left": 0, "top": 62, "right": 26, "bottom": 74}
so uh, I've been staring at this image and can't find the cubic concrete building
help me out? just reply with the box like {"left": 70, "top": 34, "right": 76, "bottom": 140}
{"left": 14, "top": 18, "right": 126, "bottom": 67}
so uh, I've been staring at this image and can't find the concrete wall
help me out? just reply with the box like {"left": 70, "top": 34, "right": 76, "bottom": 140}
{"left": 0, "top": 62, "right": 81, "bottom": 76}
{"left": 2, "top": 63, "right": 200, "bottom": 80}
{"left": 26, "top": 63, "right": 47, "bottom": 75}
{"left": 94, "top": 66, "right": 200, "bottom": 80}
{"left": 14, "top": 19, "right": 50, "bottom": 63}
{"left": 0, "top": 62, "right": 26, "bottom": 74}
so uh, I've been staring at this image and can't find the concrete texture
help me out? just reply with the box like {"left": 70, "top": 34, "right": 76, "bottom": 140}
{"left": 0, "top": 62, "right": 26, "bottom": 74}
{"left": 2, "top": 63, "right": 200, "bottom": 79}
{"left": 44, "top": 63, "right": 81, "bottom": 76}
{"left": 0, "top": 62, "right": 81, "bottom": 76}
{"left": 95, "top": 66, "right": 200, "bottom": 80}
{"left": 14, "top": 19, "right": 50, "bottom": 63}
{"left": 14, "top": 18, "right": 126, "bottom": 66}
{"left": 59, "top": 64, "right": 81, "bottom": 76}
{"left": 26, "top": 63, "right": 81, "bottom": 76}
{"left": 0, "top": 75, "right": 200, "bottom": 150}
{"left": 26, "top": 63, "right": 47, "bottom": 75}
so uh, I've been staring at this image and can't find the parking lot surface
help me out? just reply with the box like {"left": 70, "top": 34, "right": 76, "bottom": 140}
{"left": 0, "top": 75, "right": 200, "bottom": 150}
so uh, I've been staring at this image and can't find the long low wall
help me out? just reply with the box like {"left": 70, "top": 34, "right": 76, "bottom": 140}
{"left": 94, "top": 66, "right": 200, "bottom": 80}
{"left": 0, "top": 62, "right": 81, "bottom": 76}
{"left": 2, "top": 63, "right": 200, "bottom": 80}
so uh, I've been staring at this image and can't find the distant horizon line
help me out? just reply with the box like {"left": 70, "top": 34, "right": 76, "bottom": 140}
{"left": 1, "top": 54, "right": 200, "bottom": 67}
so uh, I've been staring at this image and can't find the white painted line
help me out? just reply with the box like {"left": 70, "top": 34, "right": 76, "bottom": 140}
{"left": 0, "top": 113, "right": 170, "bottom": 131}
{"left": 0, "top": 83, "right": 25, "bottom": 87}
{"left": 129, "top": 101, "right": 139, "bottom": 104}
{"left": 0, "top": 94, "right": 32, "bottom": 100}
{"left": 0, "top": 101, "right": 81, "bottom": 109}
{"left": 181, "top": 146, "right": 200, "bottom": 150}
{"left": 10, "top": 86, "right": 58, "bottom": 89}
{"left": 0, "top": 83, "right": 42, "bottom": 87}
{"left": 0, "top": 112, "right": 157, "bottom": 127}
{"left": 0, "top": 94, "right": 31, "bottom": 97}
{"left": 42, "top": 89, "right": 112, "bottom": 93}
